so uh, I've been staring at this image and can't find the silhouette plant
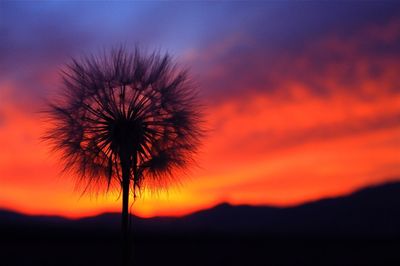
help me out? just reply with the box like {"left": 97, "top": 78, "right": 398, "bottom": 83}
{"left": 45, "top": 47, "right": 203, "bottom": 266}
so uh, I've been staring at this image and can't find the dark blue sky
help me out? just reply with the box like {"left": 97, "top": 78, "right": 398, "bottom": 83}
{"left": 1, "top": 1, "right": 399, "bottom": 106}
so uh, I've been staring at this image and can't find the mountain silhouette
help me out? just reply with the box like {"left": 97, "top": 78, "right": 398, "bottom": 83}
{"left": 2, "top": 181, "right": 400, "bottom": 237}
{"left": 1, "top": 181, "right": 400, "bottom": 266}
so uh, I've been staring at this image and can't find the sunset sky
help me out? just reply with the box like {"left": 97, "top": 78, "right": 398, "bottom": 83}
{"left": 1, "top": 2, "right": 400, "bottom": 218}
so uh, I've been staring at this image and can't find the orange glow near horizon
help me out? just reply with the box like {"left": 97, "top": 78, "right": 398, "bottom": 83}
{"left": 1, "top": 17, "right": 400, "bottom": 219}
{"left": 1, "top": 82, "right": 399, "bottom": 218}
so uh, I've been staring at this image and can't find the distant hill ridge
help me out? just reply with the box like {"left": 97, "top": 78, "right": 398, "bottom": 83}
{"left": 1, "top": 181, "right": 400, "bottom": 237}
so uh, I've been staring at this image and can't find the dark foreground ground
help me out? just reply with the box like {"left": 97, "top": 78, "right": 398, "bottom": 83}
{"left": 2, "top": 182, "right": 400, "bottom": 265}
{"left": 2, "top": 230, "right": 400, "bottom": 266}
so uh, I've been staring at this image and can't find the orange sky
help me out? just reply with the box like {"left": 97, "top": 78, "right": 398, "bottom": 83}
{"left": 0, "top": 3, "right": 399, "bottom": 218}
{"left": 1, "top": 72, "right": 399, "bottom": 218}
